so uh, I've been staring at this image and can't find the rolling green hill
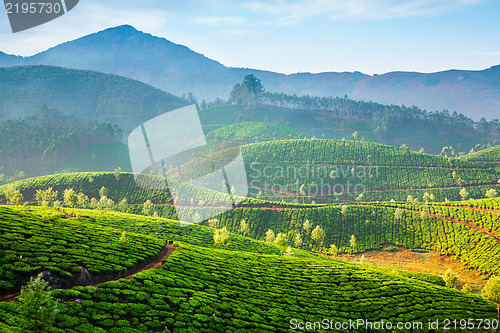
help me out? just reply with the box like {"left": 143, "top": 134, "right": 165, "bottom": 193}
{"left": 0, "top": 65, "right": 186, "bottom": 122}
{"left": 4, "top": 135, "right": 500, "bottom": 205}
{"left": 199, "top": 102, "right": 496, "bottom": 155}
{"left": 207, "top": 122, "right": 306, "bottom": 144}
{"left": 461, "top": 145, "right": 500, "bottom": 166}
{"left": 0, "top": 205, "right": 497, "bottom": 332}
{"left": 2, "top": 171, "right": 500, "bottom": 277}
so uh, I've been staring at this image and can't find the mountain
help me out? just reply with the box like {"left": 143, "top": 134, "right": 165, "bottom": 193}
{"left": 1, "top": 25, "right": 500, "bottom": 120}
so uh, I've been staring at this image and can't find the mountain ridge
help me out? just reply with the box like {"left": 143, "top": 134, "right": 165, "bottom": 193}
{"left": 1, "top": 25, "right": 499, "bottom": 120}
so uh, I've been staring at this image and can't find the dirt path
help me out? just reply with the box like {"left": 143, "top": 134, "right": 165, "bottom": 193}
{"left": 0, "top": 244, "right": 177, "bottom": 303}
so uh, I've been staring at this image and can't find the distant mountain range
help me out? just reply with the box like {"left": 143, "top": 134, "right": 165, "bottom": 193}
{"left": 1, "top": 25, "right": 500, "bottom": 120}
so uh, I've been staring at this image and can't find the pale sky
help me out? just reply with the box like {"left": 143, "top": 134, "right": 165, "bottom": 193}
{"left": 1, "top": 0, "right": 499, "bottom": 75}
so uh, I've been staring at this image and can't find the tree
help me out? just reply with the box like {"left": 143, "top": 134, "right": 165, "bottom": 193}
{"left": 352, "top": 131, "right": 359, "bottom": 140}
{"left": 97, "top": 196, "right": 113, "bottom": 213}
{"left": 299, "top": 184, "right": 307, "bottom": 204}
{"left": 118, "top": 198, "right": 128, "bottom": 212}
{"left": 482, "top": 276, "right": 500, "bottom": 322}
{"left": 442, "top": 269, "right": 459, "bottom": 288}
{"left": 5, "top": 185, "right": 23, "bottom": 206}
{"left": 208, "top": 218, "right": 220, "bottom": 229}
{"left": 311, "top": 225, "right": 325, "bottom": 254}
{"left": 77, "top": 193, "right": 89, "bottom": 209}
{"left": 274, "top": 233, "right": 288, "bottom": 255}
{"left": 142, "top": 200, "right": 154, "bottom": 216}
{"left": 239, "top": 219, "right": 249, "bottom": 237}
{"left": 99, "top": 186, "right": 108, "bottom": 198}
{"left": 35, "top": 188, "right": 58, "bottom": 209}
{"left": 302, "top": 220, "right": 312, "bottom": 235}
{"left": 113, "top": 167, "right": 122, "bottom": 181}
{"left": 459, "top": 188, "right": 469, "bottom": 200}
{"left": 230, "top": 74, "right": 264, "bottom": 106}
{"left": 462, "top": 283, "right": 473, "bottom": 293}
{"left": 284, "top": 246, "right": 295, "bottom": 257}
{"left": 119, "top": 231, "right": 127, "bottom": 243}
{"left": 486, "top": 189, "right": 498, "bottom": 198}
{"left": 294, "top": 233, "right": 303, "bottom": 248}
{"left": 90, "top": 198, "right": 98, "bottom": 209}
{"left": 350, "top": 234, "right": 357, "bottom": 253}
{"left": 265, "top": 229, "right": 275, "bottom": 243}
{"left": 15, "top": 273, "right": 60, "bottom": 332}
{"left": 327, "top": 244, "right": 339, "bottom": 257}
{"left": 214, "top": 226, "right": 229, "bottom": 248}
{"left": 63, "top": 188, "right": 78, "bottom": 214}
{"left": 18, "top": 171, "right": 26, "bottom": 179}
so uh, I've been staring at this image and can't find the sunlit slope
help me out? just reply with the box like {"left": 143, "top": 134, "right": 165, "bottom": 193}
{"left": 207, "top": 122, "right": 306, "bottom": 143}
{"left": 5, "top": 135, "right": 500, "bottom": 204}
{"left": 3, "top": 172, "right": 500, "bottom": 275}
{"left": 38, "top": 244, "right": 498, "bottom": 332}
{"left": 186, "top": 138, "right": 500, "bottom": 202}
{"left": 461, "top": 145, "right": 500, "bottom": 166}
{"left": 0, "top": 206, "right": 165, "bottom": 293}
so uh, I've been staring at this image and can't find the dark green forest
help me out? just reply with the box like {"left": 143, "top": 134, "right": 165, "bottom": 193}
{"left": 0, "top": 107, "right": 121, "bottom": 180}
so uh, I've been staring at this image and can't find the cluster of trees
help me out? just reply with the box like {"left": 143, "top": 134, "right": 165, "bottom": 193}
{"left": 0, "top": 107, "right": 122, "bottom": 178}
{"left": 228, "top": 74, "right": 500, "bottom": 141}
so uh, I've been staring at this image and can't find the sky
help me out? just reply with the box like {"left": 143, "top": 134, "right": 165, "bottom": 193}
{"left": 0, "top": 0, "right": 500, "bottom": 75}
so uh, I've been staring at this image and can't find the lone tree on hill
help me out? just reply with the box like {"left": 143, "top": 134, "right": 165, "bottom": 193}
{"left": 265, "top": 229, "right": 275, "bottom": 244}
{"left": 311, "top": 225, "right": 325, "bottom": 254}
{"left": 63, "top": 188, "right": 78, "bottom": 214}
{"left": 443, "top": 269, "right": 459, "bottom": 288}
{"left": 274, "top": 233, "right": 288, "bottom": 255}
{"left": 214, "top": 226, "right": 230, "bottom": 248}
{"left": 230, "top": 74, "right": 264, "bottom": 107}
{"left": 142, "top": 200, "right": 154, "bottom": 216}
{"left": 5, "top": 185, "right": 23, "bottom": 206}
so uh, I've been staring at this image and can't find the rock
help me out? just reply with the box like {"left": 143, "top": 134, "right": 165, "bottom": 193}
{"left": 74, "top": 299, "right": 83, "bottom": 305}
{"left": 75, "top": 267, "right": 94, "bottom": 286}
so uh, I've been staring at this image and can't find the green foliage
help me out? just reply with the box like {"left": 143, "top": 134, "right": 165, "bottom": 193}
{"left": 63, "top": 188, "right": 77, "bottom": 213}
{"left": 46, "top": 244, "right": 497, "bottom": 332}
{"left": 207, "top": 122, "right": 305, "bottom": 144}
{"left": 0, "top": 108, "right": 121, "bottom": 178}
{"left": 265, "top": 229, "right": 275, "bottom": 244}
{"left": 0, "top": 206, "right": 165, "bottom": 289}
{"left": 443, "top": 269, "right": 459, "bottom": 288}
{"left": 311, "top": 225, "right": 325, "bottom": 253}
{"left": 273, "top": 233, "right": 288, "bottom": 255}
{"left": 142, "top": 200, "right": 154, "bottom": 217}
{"left": 15, "top": 273, "right": 60, "bottom": 332}
{"left": 213, "top": 226, "right": 229, "bottom": 248}
{"left": 482, "top": 276, "right": 500, "bottom": 321}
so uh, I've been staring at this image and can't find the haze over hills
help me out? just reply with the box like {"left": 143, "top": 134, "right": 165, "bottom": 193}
{"left": 1, "top": 25, "right": 499, "bottom": 120}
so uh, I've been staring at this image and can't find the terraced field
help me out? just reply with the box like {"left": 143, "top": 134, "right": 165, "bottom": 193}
{"left": 2, "top": 135, "right": 500, "bottom": 332}
{"left": 0, "top": 207, "right": 497, "bottom": 332}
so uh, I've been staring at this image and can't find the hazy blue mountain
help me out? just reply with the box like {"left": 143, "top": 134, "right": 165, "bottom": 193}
{"left": 1, "top": 25, "right": 499, "bottom": 120}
